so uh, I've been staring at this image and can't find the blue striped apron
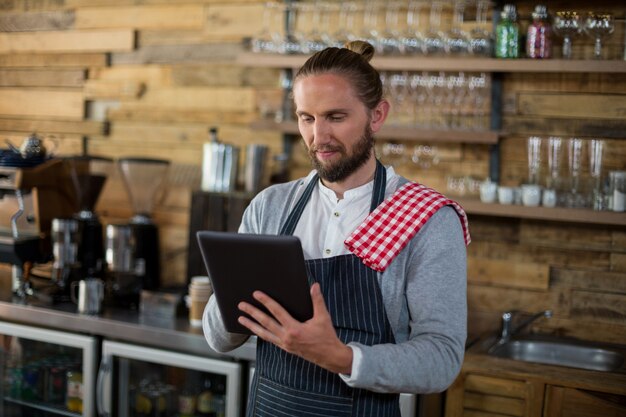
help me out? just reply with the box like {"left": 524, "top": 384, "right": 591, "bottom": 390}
{"left": 247, "top": 161, "right": 402, "bottom": 417}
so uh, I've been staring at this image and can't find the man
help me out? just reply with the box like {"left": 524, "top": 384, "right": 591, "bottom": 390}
{"left": 204, "top": 41, "right": 469, "bottom": 417}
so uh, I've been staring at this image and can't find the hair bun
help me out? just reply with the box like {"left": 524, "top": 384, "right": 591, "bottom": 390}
{"left": 344, "top": 40, "right": 375, "bottom": 62}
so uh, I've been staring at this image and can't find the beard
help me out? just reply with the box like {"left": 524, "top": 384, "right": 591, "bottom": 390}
{"left": 308, "top": 125, "right": 375, "bottom": 183}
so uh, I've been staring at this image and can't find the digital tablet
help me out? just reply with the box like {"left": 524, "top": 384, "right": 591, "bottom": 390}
{"left": 196, "top": 231, "right": 313, "bottom": 334}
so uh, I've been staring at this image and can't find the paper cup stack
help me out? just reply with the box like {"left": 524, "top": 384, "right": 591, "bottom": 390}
{"left": 188, "top": 276, "right": 212, "bottom": 327}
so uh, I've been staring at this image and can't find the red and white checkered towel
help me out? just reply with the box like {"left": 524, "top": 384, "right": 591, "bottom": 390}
{"left": 344, "top": 182, "right": 470, "bottom": 272}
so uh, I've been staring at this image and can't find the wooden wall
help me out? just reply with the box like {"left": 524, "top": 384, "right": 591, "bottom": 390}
{"left": 0, "top": 0, "right": 625, "bottom": 345}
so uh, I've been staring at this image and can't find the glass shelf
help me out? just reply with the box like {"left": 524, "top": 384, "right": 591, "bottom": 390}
{"left": 238, "top": 52, "right": 626, "bottom": 73}
{"left": 456, "top": 197, "right": 626, "bottom": 227}
{"left": 251, "top": 120, "right": 500, "bottom": 144}
{"left": 4, "top": 396, "right": 80, "bottom": 417}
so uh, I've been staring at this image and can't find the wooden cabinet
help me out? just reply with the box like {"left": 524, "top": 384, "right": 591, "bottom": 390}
{"left": 543, "top": 386, "right": 626, "bottom": 417}
{"left": 446, "top": 373, "right": 544, "bottom": 417}
{"left": 445, "top": 372, "right": 626, "bottom": 417}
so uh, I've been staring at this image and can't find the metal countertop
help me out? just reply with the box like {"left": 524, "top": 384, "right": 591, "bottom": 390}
{"left": 0, "top": 290, "right": 256, "bottom": 362}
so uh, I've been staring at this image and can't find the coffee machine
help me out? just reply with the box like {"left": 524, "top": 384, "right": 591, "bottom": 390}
{"left": 0, "top": 156, "right": 77, "bottom": 299}
{"left": 106, "top": 157, "right": 169, "bottom": 308}
{"left": 49, "top": 156, "right": 113, "bottom": 301}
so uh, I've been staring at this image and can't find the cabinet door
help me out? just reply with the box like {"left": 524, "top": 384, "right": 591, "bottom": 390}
{"left": 445, "top": 373, "right": 544, "bottom": 417}
{"left": 544, "top": 385, "right": 626, "bottom": 417}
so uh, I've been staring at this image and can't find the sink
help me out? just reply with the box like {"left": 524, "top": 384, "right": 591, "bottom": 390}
{"left": 487, "top": 338, "right": 625, "bottom": 372}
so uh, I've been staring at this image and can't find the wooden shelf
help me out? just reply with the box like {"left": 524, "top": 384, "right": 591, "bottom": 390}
{"left": 456, "top": 197, "right": 626, "bottom": 227}
{"left": 250, "top": 120, "right": 500, "bottom": 144}
{"left": 238, "top": 52, "right": 626, "bottom": 73}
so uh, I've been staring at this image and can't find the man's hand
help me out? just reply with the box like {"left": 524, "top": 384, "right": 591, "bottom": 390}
{"left": 238, "top": 282, "right": 353, "bottom": 374}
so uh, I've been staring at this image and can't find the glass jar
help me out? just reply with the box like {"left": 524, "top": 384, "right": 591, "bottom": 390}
{"left": 526, "top": 5, "right": 552, "bottom": 58}
{"left": 495, "top": 4, "right": 519, "bottom": 58}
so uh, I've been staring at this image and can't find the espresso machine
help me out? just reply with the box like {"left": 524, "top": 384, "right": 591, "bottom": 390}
{"left": 49, "top": 156, "right": 113, "bottom": 301}
{"left": 0, "top": 156, "right": 77, "bottom": 299}
{"left": 106, "top": 157, "right": 169, "bottom": 308}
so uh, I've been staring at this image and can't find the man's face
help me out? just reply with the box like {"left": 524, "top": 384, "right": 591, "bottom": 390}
{"left": 293, "top": 73, "right": 376, "bottom": 183}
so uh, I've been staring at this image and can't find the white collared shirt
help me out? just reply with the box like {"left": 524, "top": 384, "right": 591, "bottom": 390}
{"left": 293, "top": 166, "right": 400, "bottom": 260}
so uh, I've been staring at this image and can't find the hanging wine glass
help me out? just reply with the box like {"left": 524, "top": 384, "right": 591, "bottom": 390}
{"left": 332, "top": 1, "right": 358, "bottom": 46}
{"left": 252, "top": 2, "right": 279, "bottom": 53}
{"left": 553, "top": 11, "right": 581, "bottom": 59}
{"left": 583, "top": 12, "right": 615, "bottom": 60}
{"left": 378, "top": 1, "right": 403, "bottom": 55}
{"left": 400, "top": 1, "right": 425, "bottom": 55}
{"left": 445, "top": 0, "right": 470, "bottom": 55}
{"left": 423, "top": 1, "right": 446, "bottom": 55}
{"left": 469, "top": 0, "right": 493, "bottom": 57}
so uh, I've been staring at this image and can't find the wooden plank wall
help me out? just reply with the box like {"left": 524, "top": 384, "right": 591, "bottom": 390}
{"left": 0, "top": 0, "right": 624, "bottom": 345}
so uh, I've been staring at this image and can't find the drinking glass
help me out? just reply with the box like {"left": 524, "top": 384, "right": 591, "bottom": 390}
{"left": 423, "top": 1, "right": 446, "bottom": 55}
{"left": 379, "top": 142, "right": 408, "bottom": 167}
{"left": 299, "top": 1, "right": 327, "bottom": 53}
{"left": 400, "top": 1, "right": 425, "bottom": 55}
{"left": 566, "top": 137, "right": 585, "bottom": 208}
{"left": 588, "top": 139, "right": 605, "bottom": 209}
{"left": 445, "top": 0, "right": 470, "bottom": 55}
{"left": 546, "top": 136, "right": 562, "bottom": 189}
{"left": 527, "top": 136, "right": 542, "bottom": 185}
{"left": 359, "top": 1, "right": 381, "bottom": 51}
{"left": 469, "top": 0, "right": 493, "bottom": 57}
{"left": 583, "top": 13, "right": 615, "bottom": 59}
{"left": 270, "top": 2, "right": 301, "bottom": 54}
{"left": 553, "top": 11, "right": 581, "bottom": 59}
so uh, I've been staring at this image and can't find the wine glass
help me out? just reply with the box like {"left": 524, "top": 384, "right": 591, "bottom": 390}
{"left": 583, "top": 13, "right": 615, "bottom": 60}
{"left": 251, "top": 2, "right": 278, "bottom": 53}
{"left": 423, "top": 1, "right": 446, "bottom": 55}
{"left": 469, "top": 0, "right": 493, "bottom": 57}
{"left": 399, "top": 1, "right": 425, "bottom": 55}
{"left": 445, "top": 0, "right": 470, "bottom": 55}
{"left": 332, "top": 1, "right": 358, "bottom": 46}
{"left": 378, "top": 1, "right": 403, "bottom": 55}
{"left": 553, "top": 11, "right": 581, "bottom": 59}
{"left": 546, "top": 136, "right": 563, "bottom": 206}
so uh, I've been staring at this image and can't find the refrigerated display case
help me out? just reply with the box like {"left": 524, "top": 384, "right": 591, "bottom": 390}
{"left": 0, "top": 321, "right": 98, "bottom": 417}
{"left": 98, "top": 340, "right": 242, "bottom": 417}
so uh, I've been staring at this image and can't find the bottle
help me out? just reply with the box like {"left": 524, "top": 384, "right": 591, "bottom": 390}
{"left": 495, "top": 4, "right": 519, "bottom": 58}
{"left": 177, "top": 380, "right": 197, "bottom": 417}
{"left": 526, "top": 5, "right": 552, "bottom": 58}
{"left": 212, "top": 377, "right": 226, "bottom": 417}
{"left": 197, "top": 375, "right": 216, "bottom": 417}
{"left": 66, "top": 366, "right": 83, "bottom": 413}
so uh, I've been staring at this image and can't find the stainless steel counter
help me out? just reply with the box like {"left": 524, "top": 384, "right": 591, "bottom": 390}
{"left": 0, "top": 289, "right": 256, "bottom": 362}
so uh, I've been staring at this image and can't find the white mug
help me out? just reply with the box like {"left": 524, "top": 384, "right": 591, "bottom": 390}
{"left": 480, "top": 180, "right": 497, "bottom": 203}
{"left": 497, "top": 186, "right": 514, "bottom": 205}
{"left": 522, "top": 184, "right": 542, "bottom": 207}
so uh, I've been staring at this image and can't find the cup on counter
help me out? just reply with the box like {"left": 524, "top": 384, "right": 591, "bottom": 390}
{"left": 522, "top": 184, "right": 542, "bottom": 207}
{"left": 497, "top": 186, "right": 514, "bottom": 205}
{"left": 71, "top": 278, "right": 105, "bottom": 315}
{"left": 479, "top": 179, "right": 497, "bottom": 203}
{"left": 188, "top": 276, "right": 213, "bottom": 327}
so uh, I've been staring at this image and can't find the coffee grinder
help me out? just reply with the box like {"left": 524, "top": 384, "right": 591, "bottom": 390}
{"left": 50, "top": 156, "right": 113, "bottom": 301}
{"left": 106, "top": 157, "right": 169, "bottom": 308}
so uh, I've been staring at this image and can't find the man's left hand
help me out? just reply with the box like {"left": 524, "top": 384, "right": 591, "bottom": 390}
{"left": 237, "top": 282, "right": 353, "bottom": 374}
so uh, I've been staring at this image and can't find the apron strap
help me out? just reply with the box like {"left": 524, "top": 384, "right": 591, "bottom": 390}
{"left": 280, "top": 160, "right": 387, "bottom": 236}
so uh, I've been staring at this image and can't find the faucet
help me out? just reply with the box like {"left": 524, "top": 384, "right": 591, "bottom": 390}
{"left": 498, "top": 310, "right": 553, "bottom": 344}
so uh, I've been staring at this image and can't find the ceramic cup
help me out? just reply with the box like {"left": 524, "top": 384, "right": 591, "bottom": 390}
{"left": 522, "top": 184, "right": 542, "bottom": 207}
{"left": 542, "top": 188, "right": 557, "bottom": 208}
{"left": 498, "top": 186, "right": 514, "bottom": 205}
{"left": 480, "top": 180, "right": 497, "bottom": 203}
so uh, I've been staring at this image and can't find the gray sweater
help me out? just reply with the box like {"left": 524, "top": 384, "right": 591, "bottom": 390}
{"left": 203, "top": 175, "right": 467, "bottom": 394}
